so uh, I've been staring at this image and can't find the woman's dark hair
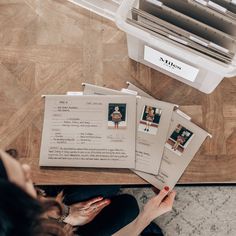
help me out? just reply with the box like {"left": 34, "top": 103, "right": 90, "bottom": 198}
{"left": 0, "top": 180, "right": 72, "bottom": 236}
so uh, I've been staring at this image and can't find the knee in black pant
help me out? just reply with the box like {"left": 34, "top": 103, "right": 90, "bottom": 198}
{"left": 76, "top": 194, "right": 139, "bottom": 236}
{"left": 114, "top": 194, "right": 140, "bottom": 222}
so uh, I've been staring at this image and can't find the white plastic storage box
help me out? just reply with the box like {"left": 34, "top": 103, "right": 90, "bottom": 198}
{"left": 68, "top": 0, "right": 236, "bottom": 93}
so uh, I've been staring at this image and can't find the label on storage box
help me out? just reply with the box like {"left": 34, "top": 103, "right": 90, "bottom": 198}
{"left": 144, "top": 45, "right": 199, "bottom": 82}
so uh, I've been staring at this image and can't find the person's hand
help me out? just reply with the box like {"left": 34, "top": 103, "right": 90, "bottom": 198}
{"left": 64, "top": 196, "right": 110, "bottom": 226}
{"left": 141, "top": 186, "right": 176, "bottom": 224}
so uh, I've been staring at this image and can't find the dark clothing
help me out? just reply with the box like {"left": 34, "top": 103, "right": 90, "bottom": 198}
{"left": 63, "top": 185, "right": 121, "bottom": 205}
{"left": 41, "top": 185, "right": 139, "bottom": 236}
{"left": 41, "top": 185, "right": 163, "bottom": 236}
{"left": 0, "top": 158, "right": 8, "bottom": 180}
{"left": 78, "top": 194, "right": 139, "bottom": 236}
{"left": 141, "top": 222, "right": 164, "bottom": 236}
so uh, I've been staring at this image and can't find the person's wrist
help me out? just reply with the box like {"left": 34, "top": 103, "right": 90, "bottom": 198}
{"left": 58, "top": 204, "right": 70, "bottom": 223}
{"left": 63, "top": 213, "right": 83, "bottom": 226}
{"left": 126, "top": 212, "right": 152, "bottom": 236}
{"left": 137, "top": 211, "right": 152, "bottom": 227}
{"left": 63, "top": 214, "right": 73, "bottom": 225}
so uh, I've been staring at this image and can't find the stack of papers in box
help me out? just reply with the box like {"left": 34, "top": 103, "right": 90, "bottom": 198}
{"left": 126, "top": 0, "right": 236, "bottom": 64}
{"left": 39, "top": 82, "right": 211, "bottom": 190}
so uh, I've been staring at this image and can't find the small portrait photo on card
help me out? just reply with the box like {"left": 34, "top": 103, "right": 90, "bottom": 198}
{"left": 165, "top": 124, "right": 194, "bottom": 156}
{"left": 108, "top": 103, "right": 127, "bottom": 129}
{"left": 138, "top": 105, "right": 162, "bottom": 135}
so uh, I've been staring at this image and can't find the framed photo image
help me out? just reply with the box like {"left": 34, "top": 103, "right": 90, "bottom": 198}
{"left": 165, "top": 124, "right": 194, "bottom": 156}
{"left": 138, "top": 105, "right": 162, "bottom": 135}
{"left": 108, "top": 103, "right": 127, "bottom": 129}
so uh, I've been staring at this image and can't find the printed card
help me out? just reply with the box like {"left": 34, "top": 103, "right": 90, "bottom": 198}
{"left": 138, "top": 105, "right": 162, "bottom": 135}
{"left": 108, "top": 103, "right": 127, "bottom": 129}
{"left": 165, "top": 124, "right": 194, "bottom": 156}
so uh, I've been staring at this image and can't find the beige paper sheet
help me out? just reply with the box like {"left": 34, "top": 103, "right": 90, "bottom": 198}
{"left": 39, "top": 95, "right": 136, "bottom": 168}
{"left": 126, "top": 82, "right": 210, "bottom": 190}
{"left": 207, "top": 0, "right": 236, "bottom": 18}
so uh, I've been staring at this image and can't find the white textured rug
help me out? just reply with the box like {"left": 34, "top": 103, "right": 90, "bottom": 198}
{"left": 122, "top": 186, "right": 236, "bottom": 236}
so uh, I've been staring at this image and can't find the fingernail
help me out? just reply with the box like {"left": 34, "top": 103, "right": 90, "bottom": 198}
{"left": 164, "top": 186, "right": 169, "bottom": 192}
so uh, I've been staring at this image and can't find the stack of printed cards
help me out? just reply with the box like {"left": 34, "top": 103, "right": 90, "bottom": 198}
{"left": 81, "top": 82, "right": 211, "bottom": 190}
{"left": 39, "top": 83, "right": 211, "bottom": 190}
